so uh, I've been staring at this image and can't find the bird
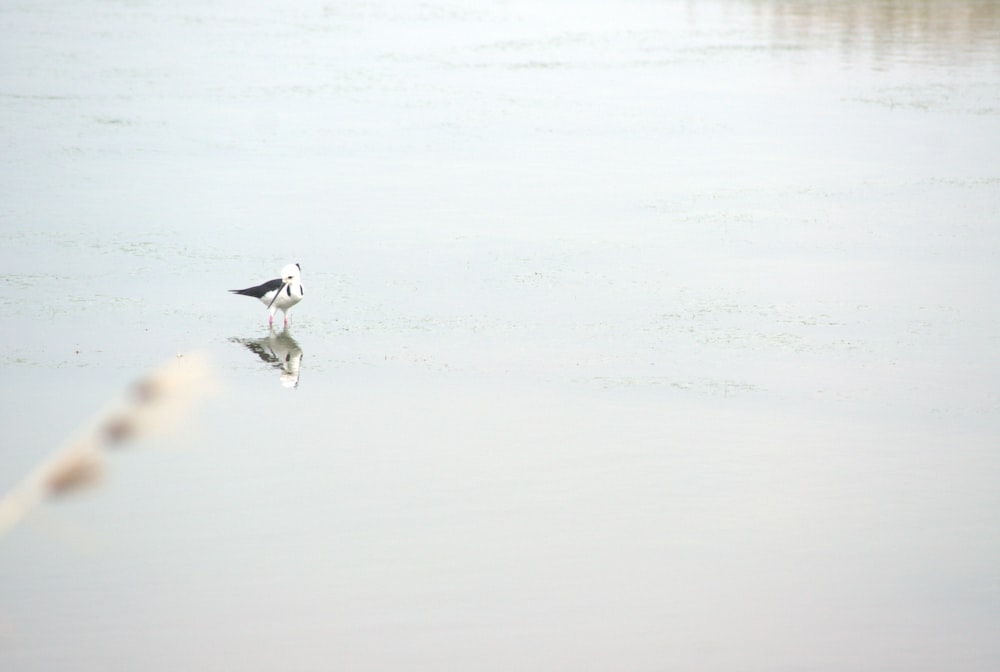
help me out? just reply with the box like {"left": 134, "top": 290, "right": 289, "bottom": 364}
{"left": 230, "top": 263, "right": 304, "bottom": 328}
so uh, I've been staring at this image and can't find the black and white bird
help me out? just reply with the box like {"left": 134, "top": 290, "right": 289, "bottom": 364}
{"left": 230, "top": 263, "right": 304, "bottom": 327}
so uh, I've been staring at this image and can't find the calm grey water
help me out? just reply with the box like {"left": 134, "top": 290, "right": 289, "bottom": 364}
{"left": 2, "top": 1, "right": 999, "bottom": 669}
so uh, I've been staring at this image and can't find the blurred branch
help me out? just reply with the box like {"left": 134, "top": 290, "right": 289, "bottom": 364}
{"left": 0, "top": 353, "right": 215, "bottom": 540}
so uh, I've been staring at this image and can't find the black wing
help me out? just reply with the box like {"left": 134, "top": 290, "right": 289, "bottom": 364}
{"left": 229, "top": 277, "right": 282, "bottom": 299}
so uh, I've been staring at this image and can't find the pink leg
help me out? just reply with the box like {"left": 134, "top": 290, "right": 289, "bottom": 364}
{"left": 268, "top": 315, "right": 273, "bottom": 327}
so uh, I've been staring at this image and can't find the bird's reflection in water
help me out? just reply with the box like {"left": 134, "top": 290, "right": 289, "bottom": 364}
{"left": 230, "top": 329, "right": 303, "bottom": 388}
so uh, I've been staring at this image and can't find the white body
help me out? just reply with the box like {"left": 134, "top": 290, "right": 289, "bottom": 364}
{"left": 264, "top": 263, "right": 304, "bottom": 325}
{"left": 257, "top": 283, "right": 304, "bottom": 314}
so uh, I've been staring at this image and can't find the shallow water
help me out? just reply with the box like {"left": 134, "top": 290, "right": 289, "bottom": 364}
{"left": 2, "top": 1, "right": 999, "bottom": 670}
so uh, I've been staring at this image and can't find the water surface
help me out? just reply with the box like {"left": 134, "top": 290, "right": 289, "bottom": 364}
{"left": 2, "top": 1, "right": 999, "bottom": 670}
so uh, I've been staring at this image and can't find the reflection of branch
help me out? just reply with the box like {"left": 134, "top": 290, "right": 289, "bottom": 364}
{"left": 749, "top": 0, "right": 1000, "bottom": 60}
{"left": 0, "top": 353, "right": 215, "bottom": 540}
